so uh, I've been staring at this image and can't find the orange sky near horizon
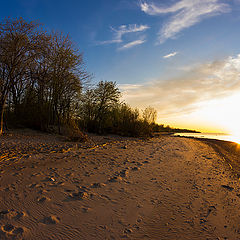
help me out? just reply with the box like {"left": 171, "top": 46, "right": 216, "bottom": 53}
{"left": 158, "top": 92, "right": 240, "bottom": 134}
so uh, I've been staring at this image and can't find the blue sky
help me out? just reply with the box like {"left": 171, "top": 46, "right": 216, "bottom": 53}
{"left": 1, "top": 0, "right": 240, "bottom": 132}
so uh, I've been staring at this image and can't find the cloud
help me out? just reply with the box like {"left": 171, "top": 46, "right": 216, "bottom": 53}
{"left": 98, "top": 24, "right": 149, "bottom": 47}
{"left": 119, "top": 84, "right": 143, "bottom": 90}
{"left": 98, "top": 39, "right": 122, "bottom": 45}
{"left": 118, "top": 39, "right": 146, "bottom": 50}
{"left": 163, "top": 51, "right": 178, "bottom": 58}
{"left": 140, "top": 0, "right": 230, "bottom": 43}
{"left": 122, "top": 54, "right": 240, "bottom": 117}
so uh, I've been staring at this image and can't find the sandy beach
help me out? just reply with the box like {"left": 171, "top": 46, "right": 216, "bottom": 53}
{"left": 0, "top": 130, "right": 240, "bottom": 239}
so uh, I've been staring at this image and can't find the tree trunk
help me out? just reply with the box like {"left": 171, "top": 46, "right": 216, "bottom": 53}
{"left": 0, "top": 104, "right": 5, "bottom": 135}
{"left": 57, "top": 112, "right": 61, "bottom": 134}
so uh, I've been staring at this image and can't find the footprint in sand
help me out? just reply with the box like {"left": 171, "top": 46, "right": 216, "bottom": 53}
{"left": 0, "top": 209, "right": 26, "bottom": 220}
{"left": 202, "top": 155, "right": 213, "bottom": 160}
{"left": 12, "top": 172, "right": 20, "bottom": 176}
{"left": 131, "top": 166, "right": 140, "bottom": 171}
{"left": 38, "top": 189, "right": 49, "bottom": 194}
{"left": 81, "top": 207, "right": 92, "bottom": 213}
{"left": 65, "top": 191, "right": 88, "bottom": 201}
{"left": 124, "top": 228, "right": 133, "bottom": 234}
{"left": 64, "top": 188, "right": 75, "bottom": 193}
{"left": 28, "top": 183, "right": 41, "bottom": 189}
{"left": 12, "top": 227, "right": 24, "bottom": 235}
{"left": 206, "top": 205, "right": 216, "bottom": 217}
{"left": 0, "top": 210, "right": 9, "bottom": 220}
{"left": 108, "top": 176, "right": 122, "bottom": 183}
{"left": 0, "top": 224, "right": 25, "bottom": 238}
{"left": 37, "top": 196, "right": 50, "bottom": 203}
{"left": 4, "top": 186, "right": 13, "bottom": 192}
{"left": 43, "top": 176, "right": 56, "bottom": 182}
{"left": 2, "top": 224, "right": 14, "bottom": 232}
{"left": 42, "top": 215, "right": 60, "bottom": 224}
{"left": 118, "top": 169, "right": 129, "bottom": 177}
{"left": 65, "top": 172, "right": 73, "bottom": 177}
{"left": 31, "top": 172, "right": 42, "bottom": 177}
{"left": 90, "top": 182, "right": 106, "bottom": 188}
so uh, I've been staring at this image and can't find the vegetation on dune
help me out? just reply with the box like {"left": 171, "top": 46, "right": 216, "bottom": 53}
{"left": 0, "top": 17, "right": 198, "bottom": 139}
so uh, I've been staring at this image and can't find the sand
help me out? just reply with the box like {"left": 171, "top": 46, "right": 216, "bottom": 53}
{"left": 0, "top": 130, "right": 240, "bottom": 239}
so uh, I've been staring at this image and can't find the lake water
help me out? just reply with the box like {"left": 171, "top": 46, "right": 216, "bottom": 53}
{"left": 174, "top": 132, "right": 240, "bottom": 144}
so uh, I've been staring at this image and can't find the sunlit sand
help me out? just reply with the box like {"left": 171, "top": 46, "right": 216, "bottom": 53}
{"left": 1, "top": 131, "right": 240, "bottom": 239}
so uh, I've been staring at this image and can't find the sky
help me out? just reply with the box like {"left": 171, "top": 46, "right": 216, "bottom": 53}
{"left": 1, "top": 0, "right": 240, "bottom": 134}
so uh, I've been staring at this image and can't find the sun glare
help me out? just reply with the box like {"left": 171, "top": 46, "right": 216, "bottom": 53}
{"left": 160, "top": 91, "right": 240, "bottom": 136}
{"left": 196, "top": 92, "right": 240, "bottom": 134}
{"left": 192, "top": 93, "right": 240, "bottom": 135}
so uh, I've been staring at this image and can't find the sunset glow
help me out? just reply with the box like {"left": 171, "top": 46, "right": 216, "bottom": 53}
{"left": 160, "top": 92, "right": 240, "bottom": 134}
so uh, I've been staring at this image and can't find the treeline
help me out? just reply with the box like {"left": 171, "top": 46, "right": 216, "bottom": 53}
{"left": 0, "top": 17, "right": 89, "bottom": 137}
{"left": 152, "top": 124, "right": 200, "bottom": 133}
{"left": 0, "top": 17, "right": 159, "bottom": 138}
{"left": 78, "top": 81, "right": 158, "bottom": 137}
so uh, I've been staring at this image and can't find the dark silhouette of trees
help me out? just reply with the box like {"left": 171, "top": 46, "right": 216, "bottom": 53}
{"left": 0, "top": 17, "right": 41, "bottom": 134}
{"left": 79, "top": 81, "right": 121, "bottom": 133}
{"left": 93, "top": 81, "right": 121, "bottom": 133}
{"left": 0, "top": 17, "right": 89, "bottom": 135}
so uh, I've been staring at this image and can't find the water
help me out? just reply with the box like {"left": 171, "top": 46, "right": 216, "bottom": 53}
{"left": 174, "top": 132, "right": 240, "bottom": 144}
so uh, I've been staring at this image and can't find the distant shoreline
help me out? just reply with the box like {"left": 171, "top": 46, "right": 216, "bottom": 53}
{"left": 174, "top": 134, "right": 240, "bottom": 175}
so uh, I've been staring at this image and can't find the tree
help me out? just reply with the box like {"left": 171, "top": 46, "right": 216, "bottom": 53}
{"left": 79, "top": 81, "right": 121, "bottom": 133}
{"left": 93, "top": 81, "right": 121, "bottom": 133}
{"left": 46, "top": 33, "right": 86, "bottom": 132}
{"left": 0, "top": 17, "right": 41, "bottom": 134}
{"left": 142, "top": 106, "right": 157, "bottom": 124}
{"left": 0, "top": 17, "right": 90, "bottom": 134}
{"left": 79, "top": 89, "right": 97, "bottom": 130}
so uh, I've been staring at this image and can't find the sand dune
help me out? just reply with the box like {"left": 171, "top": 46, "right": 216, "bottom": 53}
{"left": 0, "top": 131, "right": 240, "bottom": 239}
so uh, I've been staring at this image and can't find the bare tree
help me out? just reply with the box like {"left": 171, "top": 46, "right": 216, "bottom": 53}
{"left": 142, "top": 106, "right": 157, "bottom": 124}
{"left": 0, "top": 17, "right": 40, "bottom": 134}
{"left": 0, "top": 17, "right": 90, "bottom": 134}
{"left": 46, "top": 32, "right": 89, "bottom": 133}
{"left": 79, "top": 89, "right": 97, "bottom": 129}
{"left": 79, "top": 81, "right": 121, "bottom": 133}
{"left": 93, "top": 81, "right": 121, "bottom": 133}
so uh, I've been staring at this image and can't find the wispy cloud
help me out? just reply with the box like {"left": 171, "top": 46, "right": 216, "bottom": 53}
{"left": 112, "top": 24, "right": 149, "bottom": 38}
{"left": 98, "top": 24, "right": 149, "bottom": 48}
{"left": 119, "top": 84, "right": 143, "bottom": 90}
{"left": 122, "top": 54, "right": 240, "bottom": 116}
{"left": 98, "top": 39, "right": 122, "bottom": 45}
{"left": 118, "top": 39, "right": 146, "bottom": 50}
{"left": 140, "top": 0, "right": 230, "bottom": 43}
{"left": 163, "top": 51, "right": 178, "bottom": 59}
